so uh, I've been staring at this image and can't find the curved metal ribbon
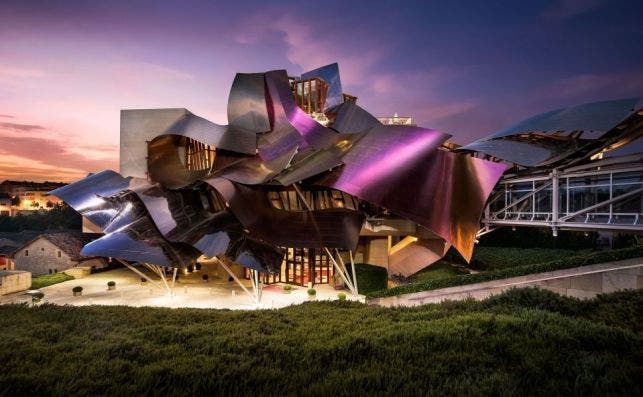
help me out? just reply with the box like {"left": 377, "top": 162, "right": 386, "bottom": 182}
{"left": 52, "top": 63, "right": 510, "bottom": 276}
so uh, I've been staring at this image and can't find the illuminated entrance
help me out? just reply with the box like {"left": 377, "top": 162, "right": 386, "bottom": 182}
{"left": 283, "top": 248, "right": 333, "bottom": 286}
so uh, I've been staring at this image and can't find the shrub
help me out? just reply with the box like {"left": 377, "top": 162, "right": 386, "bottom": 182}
{"left": 337, "top": 292, "right": 347, "bottom": 301}
{"left": 307, "top": 288, "right": 316, "bottom": 296}
{"left": 368, "top": 245, "right": 643, "bottom": 298}
{"left": 202, "top": 274, "right": 209, "bottom": 281}
{"left": 72, "top": 286, "right": 83, "bottom": 293}
{"left": 283, "top": 284, "right": 292, "bottom": 292}
{"left": 28, "top": 291, "right": 44, "bottom": 306}
{"left": 107, "top": 281, "right": 116, "bottom": 287}
{"left": 345, "top": 263, "right": 388, "bottom": 294}
{"left": 140, "top": 278, "right": 147, "bottom": 283}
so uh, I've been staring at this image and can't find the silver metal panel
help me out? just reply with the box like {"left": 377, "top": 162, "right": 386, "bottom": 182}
{"left": 49, "top": 170, "right": 132, "bottom": 231}
{"left": 120, "top": 108, "right": 188, "bottom": 179}
{"left": 301, "top": 63, "right": 343, "bottom": 111}
{"left": 484, "top": 98, "right": 643, "bottom": 139}
{"left": 227, "top": 73, "right": 271, "bottom": 134}
{"left": 459, "top": 98, "right": 643, "bottom": 167}
{"left": 163, "top": 113, "right": 256, "bottom": 154}
{"left": 328, "top": 102, "right": 381, "bottom": 134}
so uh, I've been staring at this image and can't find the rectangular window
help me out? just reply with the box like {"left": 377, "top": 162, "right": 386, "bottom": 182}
{"left": 57, "top": 251, "right": 61, "bottom": 258}
{"left": 24, "top": 249, "right": 28, "bottom": 256}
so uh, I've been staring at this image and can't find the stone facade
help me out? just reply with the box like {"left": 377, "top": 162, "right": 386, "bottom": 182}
{"left": 12, "top": 237, "right": 106, "bottom": 276}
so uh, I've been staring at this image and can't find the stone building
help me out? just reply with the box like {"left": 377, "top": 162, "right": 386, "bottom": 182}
{"left": 11, "top": 232, "right": 106, "bottom": 276}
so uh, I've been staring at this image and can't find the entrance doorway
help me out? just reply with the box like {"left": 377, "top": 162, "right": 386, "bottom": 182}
{"left": 283, "top": 248, "right": 333, "bottom": 286}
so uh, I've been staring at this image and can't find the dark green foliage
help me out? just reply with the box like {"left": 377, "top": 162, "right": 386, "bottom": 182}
{"left": 346, "top": 263, "right": 388, "bottom": 294}
{"left": 307, "top": 288, "right": 316, "bottom": 296}
{"left": 369, "top": 245, "right": 643, "bottom": 298}
{"left": 0, "top": 203, "right": 81, "bottom": 232}
{"left": 477, "top": 227, "right": 598, "bottom": 250}
{"left": 107, "top": 281, "right": 116, "bottom": 287}
{"left": 30, "top": 272, "right": 74, "bottom": 289}
{"left": 470, "top": 247, "right": 584, "bottom": 271}
{"left": 0, "top": 289, "right": 640, "bottom": 396}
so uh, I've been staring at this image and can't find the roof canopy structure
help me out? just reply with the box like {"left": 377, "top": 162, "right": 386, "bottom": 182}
{"left": 458, "top": 98, "right": 643, "bottom": 168}
{"left": 52, "top": 63, "right": 506, "bottom": 277}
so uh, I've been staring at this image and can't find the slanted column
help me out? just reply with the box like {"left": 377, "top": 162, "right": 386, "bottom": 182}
{"left": 551, "top": 168, "right": 559, "bottom": 237}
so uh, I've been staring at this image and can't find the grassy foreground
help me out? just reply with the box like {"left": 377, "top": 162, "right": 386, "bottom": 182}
{"left": 0, "top": 288, "right": 641, "bottom": 396}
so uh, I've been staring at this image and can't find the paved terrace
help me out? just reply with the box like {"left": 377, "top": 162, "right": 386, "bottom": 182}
{"left": 0, "top": 266, "right": 364, "bottom": 310}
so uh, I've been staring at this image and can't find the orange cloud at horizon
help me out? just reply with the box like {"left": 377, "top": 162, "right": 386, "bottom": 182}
{"left": 0, "top": 118, "right": 118, "bottom": 183}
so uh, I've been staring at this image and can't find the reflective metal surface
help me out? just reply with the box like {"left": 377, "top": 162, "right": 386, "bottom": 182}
{"left": 301, "top": 63, "right": 343, "bottom": 111}
{"left": 459, "top": 98, "right": 643, "bottom": 167}
{"left": 227, "top": 73, "right": 271, "bottom": 134}
{"left": 53, "top": 63, "right": 509, "bottom": 275}
{"left": 389, "top": 237, "right": 450, "bottom": 277}
{"left": 312, "top": 126, "right": 506, "bottom": 260}
{"left": 203, "top": 177, "right": 364, "bottom": 250}
{"left": 328, "top": 102, "right": 381, "bottom": 134}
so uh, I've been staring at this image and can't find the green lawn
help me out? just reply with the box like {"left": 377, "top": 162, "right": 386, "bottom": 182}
{"left": 30, "top": 272, "right": 74, "bottom": 289}
{"left": 0, "top": 288, "right": 640, "bottom": 396}
{"left": 411, "top": 261, "right": 469, "bottom": 283}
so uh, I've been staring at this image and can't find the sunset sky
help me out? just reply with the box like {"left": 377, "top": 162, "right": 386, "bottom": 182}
{"left": 1, "top": 0, "right": 642, "bottom": 182}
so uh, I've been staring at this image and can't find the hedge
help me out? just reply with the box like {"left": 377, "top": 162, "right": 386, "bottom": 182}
{"left": 367, "top": 245, "right": 643, "bottom": 298}
{"left": 345, "top": 263, "right": 388, "bottom": 294}
{"left": 30, "top": 272, "right": 74, "bottom": 289}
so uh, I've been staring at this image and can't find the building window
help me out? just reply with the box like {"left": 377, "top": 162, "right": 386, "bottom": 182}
{"left": 57, "top": 250, "right": 61, "bottom": 258}
{"left": 41, "top": 247, "right": 44, "bottom": 251}
{"left": 24, "top": 249, "right": 28, "bottom": 256}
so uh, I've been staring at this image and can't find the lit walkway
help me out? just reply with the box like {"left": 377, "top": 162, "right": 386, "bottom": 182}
{"left": 0, "top": 267, "right": 365, "bottom": 310}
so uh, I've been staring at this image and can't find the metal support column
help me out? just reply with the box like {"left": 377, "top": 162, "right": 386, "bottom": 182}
{"left": 551, "top": 169, "right": 559, "bottom": 237}
{"left": 115, "top": 259, "right": 166, "bottom": 293}
{"left": 214, "top": 256, "right": 260, "bottom": 304}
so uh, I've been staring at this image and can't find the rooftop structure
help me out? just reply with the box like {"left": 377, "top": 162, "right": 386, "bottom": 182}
{"left": 377, "top": 113, "right": 415, "bottom": 126}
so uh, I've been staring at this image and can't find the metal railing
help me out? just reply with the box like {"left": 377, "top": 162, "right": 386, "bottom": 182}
{"left": 479, "top": 154, "right": 643, "bottom": 236}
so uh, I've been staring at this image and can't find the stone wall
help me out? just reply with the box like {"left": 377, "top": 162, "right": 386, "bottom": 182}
{"left": 369, "top": 258, "right": 643, "bottom": 307}
{"left": 0, "top": 270, "right": 31, "bottom": 295}
{"left": 13, "top": 238, "right": 76, "bottom": 276}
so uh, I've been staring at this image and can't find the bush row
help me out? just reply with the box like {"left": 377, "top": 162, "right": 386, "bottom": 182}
{"left": 368, "top": 245, "right": 643, "bottom": 298}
